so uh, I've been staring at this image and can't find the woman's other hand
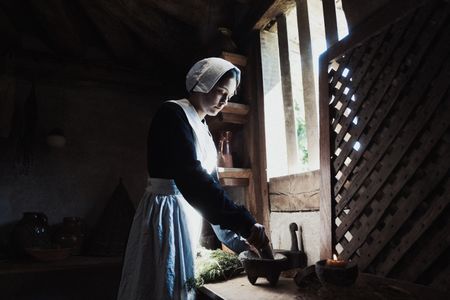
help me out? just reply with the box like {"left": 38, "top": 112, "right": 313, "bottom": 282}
{"left": 246, "top": 223, "right": 269, "bottom": 249}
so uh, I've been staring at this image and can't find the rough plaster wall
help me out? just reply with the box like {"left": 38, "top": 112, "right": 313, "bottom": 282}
{"left": 0, "top": 79, "right": 163, "bottom": 239}
{"left": 270, "top": 211, "right": 320, "bottom": 266}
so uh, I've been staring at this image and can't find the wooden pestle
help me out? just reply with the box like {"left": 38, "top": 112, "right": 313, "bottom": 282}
{"left": 259, "top": 242, "right": 274, "bottom": 259}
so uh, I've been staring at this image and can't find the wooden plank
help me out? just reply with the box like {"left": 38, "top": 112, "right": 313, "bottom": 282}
{"left": 328, "top": 47, "right": 360, "bottom": 108}
{"left": 269, "top": 170, "right": 320, "bottom": 211}
{"left": 397, "top": 218, "right": 450, "bottom": 282}
{"left": 375, "top": 175, "right": 450, "bottom": 275}
{"left": 330, "top": 19, "right": 407, "bottom": 140}
{"left": 221, "top": 103, "right": 249, "bottom": 115}
{"left": 200, "top": 273, "right": 450, "bottom": 299}
{"left": 217, "top": 167, "right": 251, "bottom": 179}
{"left": 219, "top": 112, "right": 247, "bottom": 124}
{"left": 322, "top": 0, "right": 338, "bottom": 48}
{"left": 335, "top": 11, "right": 450, "bottom": 214}
{"left": 328, "top": 30, "right": 386, "bottom": 125}
{"left": 319, "top": 53, "right": 333, "bottom": 260}
{"left": 331, "top": 13, "right": 413, "bottom": 143}
{"left": 344, "top": 134, "right": 450, "bottom": 266}
{"left": 335, "top": 52, "right": 450, "bottom": 240}
{"left": 334, "top": 4, "right": 446, "bottom": 205}
{"left": 219, "top": 178, "right": 249, "bottom": 187}
{"left": 277, "top": 13, "right": 299, "bottom": 173}
{"left": 206, "top": 104, "right": 249, "bottom": 131}
{"left": 333, "top": 4, "right": 439, "bottom": 175}
{"left": 295, "top": 0, "right": 319, "bottom": 169}
{"left": 221, "top": 52, "right": 247, "bottom": 67}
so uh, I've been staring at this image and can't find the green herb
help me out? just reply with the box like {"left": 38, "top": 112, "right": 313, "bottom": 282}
{"left": 187, "top": 247, "right": 243, "bottom": 290}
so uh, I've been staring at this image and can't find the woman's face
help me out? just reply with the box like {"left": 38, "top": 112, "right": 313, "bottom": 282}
{"left": 198, "top": 76, "right": 237, "bottom": 117}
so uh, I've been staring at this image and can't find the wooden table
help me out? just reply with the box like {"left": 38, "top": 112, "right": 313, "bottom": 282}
{"left": 0, "top": 256, "right": 123, "bottom": 300}
{"left": 0, "top": 256, "right": 122, "bottom": 275}
{"left": 199, "top": 273, "right": 449, "bottom": 300}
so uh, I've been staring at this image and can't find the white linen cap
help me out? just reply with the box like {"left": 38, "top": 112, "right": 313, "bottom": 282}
{"left": 186, "top": 57, "right": 241, "bottom": 94}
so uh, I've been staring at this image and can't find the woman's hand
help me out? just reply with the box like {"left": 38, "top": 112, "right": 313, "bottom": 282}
{"left": 246, "top": 223, "right": 269, "bottom": 249}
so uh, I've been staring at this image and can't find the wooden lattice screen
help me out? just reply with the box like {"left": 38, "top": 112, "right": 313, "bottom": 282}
{"left": 319, "top": 0, "right": 450, "bottom": 292}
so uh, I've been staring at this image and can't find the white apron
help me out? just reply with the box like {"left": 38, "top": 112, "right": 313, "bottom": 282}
{"left": 117, "top": 99, "right": 217, "bottom": 300}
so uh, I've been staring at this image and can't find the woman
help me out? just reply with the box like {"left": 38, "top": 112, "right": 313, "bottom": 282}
{"left": 117, "top": 57, "right": 269, "bottom": 300}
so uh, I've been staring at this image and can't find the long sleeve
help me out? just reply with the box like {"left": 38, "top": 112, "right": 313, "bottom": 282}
{"left": 147, "top": 102, "right": 256, "bottom": 238}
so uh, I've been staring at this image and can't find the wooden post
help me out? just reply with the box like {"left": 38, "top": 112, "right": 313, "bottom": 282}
{"left": 276, "top": 14, "right": 300, "bottom": 173}
{"left": 322, "top": 0, "right": 339, "bottom": 48}
{"left": 318, "top": 53, "right": 333, "bottom": 260}
{"left": 296, "top": 0, "right": 319, "bottom": 170}
{"left": 246, "top": 32, "right": 271, "bottom": 233}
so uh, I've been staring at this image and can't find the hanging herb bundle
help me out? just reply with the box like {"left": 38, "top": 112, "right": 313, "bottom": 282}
{"left": 186, "top": 247, "right": 244, "bottom": 290}
{"left": 15, "top": 83, "right": 37, "bottom": 175}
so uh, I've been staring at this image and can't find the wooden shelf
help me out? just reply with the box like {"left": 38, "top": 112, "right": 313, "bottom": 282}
{"left": 207, "top": 103, "right": 249, "bottom": 133}
{"left": 218, "top": 167, "right": 252, "bottom": 187}
{"left": 221, "top": 102, "right": 249, "bottom": 115}
{"left": 221, "top": 52, "right": 247, "bottom": 67}
{"left": 0, "top": 256, "right": 122, "bottom": 275}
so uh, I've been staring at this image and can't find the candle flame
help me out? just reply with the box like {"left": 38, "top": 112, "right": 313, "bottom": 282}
{"left": 333, "top": 254, "right": 338, "bottom": 260}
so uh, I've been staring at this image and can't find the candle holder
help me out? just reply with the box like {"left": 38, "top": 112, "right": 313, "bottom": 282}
{"left": 315, "top": 259, "right": 359, "bottom": 286}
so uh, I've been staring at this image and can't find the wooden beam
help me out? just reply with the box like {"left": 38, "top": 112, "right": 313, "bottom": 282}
{"left": 269, "top": 170, "right": 320, "bottom": 211}
{"left": 28, "top": 0, "right": 85, "bottom": 57}
{"left": 277, "top": 13, "right": 299, "bottom": 173}
{"left": 254, "top": 0, "right": 296, "bottom": 30}
{"left": 322, "top": 0, "right": 339, "bottom": 48}
{"left": 295, "top": 0, "right": 319, "bottom": 170}
{"left": 236, "top": 0, "right": 295, "bottom": 47}
{"left": 78, "top": 0, "right": 136, "bottom": 62}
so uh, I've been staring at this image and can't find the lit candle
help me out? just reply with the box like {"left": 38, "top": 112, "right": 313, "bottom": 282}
{"left": 325, "top": 254, "right": 348, "bottom": 267}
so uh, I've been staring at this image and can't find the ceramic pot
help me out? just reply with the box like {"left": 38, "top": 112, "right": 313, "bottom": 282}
{"left": 55, "top": 217, "right": 85, "bottom": 255}
{"left": 12, "top": 212, "right": 51, "bottom": 256}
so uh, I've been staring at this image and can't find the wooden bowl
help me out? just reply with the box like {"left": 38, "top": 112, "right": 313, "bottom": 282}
{"left": 239, "top": 251, "right": 287, "bottom": 286}
{"left": 315, "top": 259, "right": 358, "bottom": 286}
{"left": 25, "top": 247, "right": 72, "bottom": 262}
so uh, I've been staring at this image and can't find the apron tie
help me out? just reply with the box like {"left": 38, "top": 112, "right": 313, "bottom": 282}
{"left": 145, "top": 178, "right": 180, "bottom": 195}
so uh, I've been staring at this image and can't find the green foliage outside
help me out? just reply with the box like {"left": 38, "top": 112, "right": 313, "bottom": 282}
{"left": 294, "top": 101, "right": 309, "bottom": 168}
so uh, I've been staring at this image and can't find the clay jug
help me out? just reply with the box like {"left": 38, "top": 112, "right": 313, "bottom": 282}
{"left": 55, "top": 217, "right": 85, "bottom": 255}
{"left": 218, "top": 131, "right": 233, "bottom": 168}
{"left": 12, "top": 212, "right": 51, "bottom": 256}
